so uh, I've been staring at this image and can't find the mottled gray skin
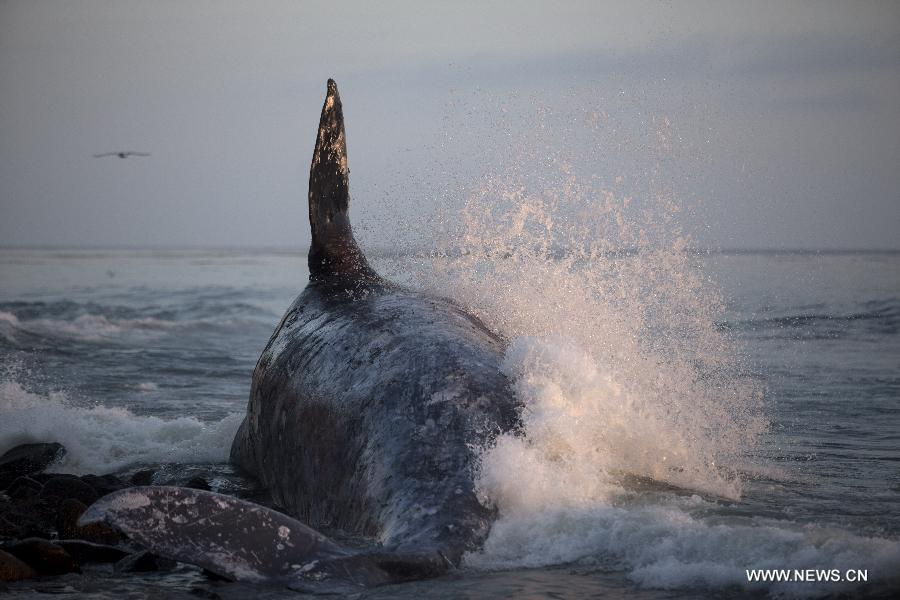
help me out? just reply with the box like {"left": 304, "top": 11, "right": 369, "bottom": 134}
{"left": 231, "top": 274, "right": 519, "bottom": 564}
{"left": 230, "top": 80, "right": 520, "bottom": 568}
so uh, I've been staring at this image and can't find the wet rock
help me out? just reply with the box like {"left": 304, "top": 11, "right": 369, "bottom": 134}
{"left": 55, "top": 539, "right": 129, "bottom": 564}
{"left": 80, "top": 474, "right": 125, "bottom": 497}
{"left": 6, "top": 476, "right": 42, "bottom": 501}
{"left": 56, "top": 498, "right": 88, "bottom": 539}
{"left": 115, "top": 550, "right": 176, "bottom": 573}
{"left": 129, "top": 469, "right": 155, "bottom": 486}
{"left": 0, "top": 549, "right": 36, "bottom": 582}
{"left": 185, "top": 475, "right": 210, "bottom": 491}
{"left": 54, "top": 497, "right": 121, "bottom": 544}
{"left": 202, "top": 568, "right": 231, "bottom": 582}
{"left": 0, "top": 443, "right": 66, "bottom": 489}
{"left": 39, "top": 476, "right": 98, "bottom": 506}
{"left": 0, "top": 504, "right": 53, "bottom": 540}
{"left": 2, "top": 538, "right": 80, "bottom": 575}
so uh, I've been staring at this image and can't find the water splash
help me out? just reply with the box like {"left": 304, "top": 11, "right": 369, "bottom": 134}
{"left": 386, "top": 95, "right": 767, "bottom": 502}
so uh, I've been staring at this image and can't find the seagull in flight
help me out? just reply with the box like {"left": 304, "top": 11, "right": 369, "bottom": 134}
{"left": 93, "top": 151, "right": 151, "bottom": 159}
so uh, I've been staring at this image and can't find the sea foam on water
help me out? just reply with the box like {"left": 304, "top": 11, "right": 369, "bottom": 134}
{"left": 0, "top": 376, "right": 242, "bottom": 474}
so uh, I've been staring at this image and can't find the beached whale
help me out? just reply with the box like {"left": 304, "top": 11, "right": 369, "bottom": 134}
{"left": 80, "top": 80, "right": 519, "bottom": 589}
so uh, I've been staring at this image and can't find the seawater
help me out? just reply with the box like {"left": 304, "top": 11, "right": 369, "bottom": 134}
{"left": 1, "top": 246, "right": 898, "bottom": 599}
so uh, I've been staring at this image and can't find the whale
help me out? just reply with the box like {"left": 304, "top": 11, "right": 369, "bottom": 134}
{"left": 80, "top": 79, "right": 520, "bottom": 589}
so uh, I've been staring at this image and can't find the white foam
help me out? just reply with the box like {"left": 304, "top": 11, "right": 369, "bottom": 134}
{"left": 0, "top": 312, "right": 178, "bottom": 342}
{"left": 465, "top": 497, "right": 900, "bottom": 596}
{"left": 0, "top": 311, "right": 20, "bottom": 342}
{"left": 0, "top": 378, "right": 242, "bottom": 474}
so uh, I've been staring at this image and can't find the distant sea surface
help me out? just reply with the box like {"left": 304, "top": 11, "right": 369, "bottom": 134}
{"left": 1, "top": 248, "right": 898, "bottom": 598}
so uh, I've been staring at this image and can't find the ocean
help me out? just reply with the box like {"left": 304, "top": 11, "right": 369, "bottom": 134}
{"left": 1, "top": 247, "right": 898, "bottom": 598}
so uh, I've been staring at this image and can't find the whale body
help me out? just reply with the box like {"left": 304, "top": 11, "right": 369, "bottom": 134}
{"left": 82, "top": 80, "right": 519, "bottom": 588}
{"left": 230, "top": 77, "right": 519, "bottom": 566}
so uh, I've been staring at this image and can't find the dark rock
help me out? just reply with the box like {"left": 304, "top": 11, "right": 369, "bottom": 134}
{"left": 80, "top": 474, "right": 125, "bottom": 497}
{"left": 72, "top": 521, "right": 122, "bottom": 546}
{"left": 202, "top": 568, "right": 231, "bottom": 581}
{"left": 115, "top": 550, "right": 176, "bottom": 573}
{"left": 0, "top": 443, "right": 66, "bottom": 489}
{"left": 0, "top": 504, "right": 54, "bottom": 540}
{"left": 39, "top": 476, "right": 98, "bottom": 506}
{"left": 56, "top": 498, "right": 88, "bottom": 539}
{"left": 31, "top": 472, "right": 80, "bottom": 485}
{"left": 58, "top": 499, "right": 121, "bottom": 545}
{"left": 55, "top": 539, "right": 129, "bottom": 564}
{"left": 2, "top": 538, "right": 80, "bottom": 575}
{"left": 6, "top": 476, "right": 42, "bottom": 501}
{"left": 185, "top": 475, "right": 210, "bottom": 491}
{"left": 129, "top": 469, "right": 155, "bottom": 486}
{"left": 0, "top": 549, "right": 36, "bottom": 582}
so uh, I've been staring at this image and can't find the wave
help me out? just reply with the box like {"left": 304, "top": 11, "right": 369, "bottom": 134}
{"left": 465, "top": 495, "right": 900, "bottom": 597}
{"left": 727, "top": 298, "right": 900, "bottom": 336}
{"left": 0, "top": 308, "right": 268, "bottom": 344}
{"left": 0, "top": 377, "right": 242, "bottom": 474}
{"left": 0, "top": 311, "right": 176, "bottom": 342}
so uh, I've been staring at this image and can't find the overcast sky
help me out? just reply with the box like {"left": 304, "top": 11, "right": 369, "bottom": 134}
{"left": 1, "top": 1, "right": 898, "bottom": 250}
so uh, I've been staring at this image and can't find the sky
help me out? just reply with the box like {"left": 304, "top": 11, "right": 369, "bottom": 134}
{"left": 1, "top": 0, "right": 898, "bottom": 250}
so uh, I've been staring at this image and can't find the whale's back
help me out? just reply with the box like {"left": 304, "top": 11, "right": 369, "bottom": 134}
{"left": 231, "top": 281, "right": 518, "bottom": 559}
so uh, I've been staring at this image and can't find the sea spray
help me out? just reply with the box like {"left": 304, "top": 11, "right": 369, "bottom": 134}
{"left": 384, "top": 95, "right": 768, "bottom": 502}
{"left": 372, "top": 94, "right": 805, "bottom": 588}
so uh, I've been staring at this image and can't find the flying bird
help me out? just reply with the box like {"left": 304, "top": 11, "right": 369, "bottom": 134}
{"left": 93, "top": 151, "right": 150, "bottom": 159}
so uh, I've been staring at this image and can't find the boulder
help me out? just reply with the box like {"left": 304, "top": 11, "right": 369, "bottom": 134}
{"left": 54, "top": 498, "right": 120, "bottom": 545}
{"left": 5, "top": 476, "right": 42, "bottom": 501}
{"left": 129, "top": 469, "right": 155, "bottom": 486}
{"left": 0, "top": 443, "right": 66, "bottom": 489}
{"left": 39, "top": 476, "right": 98, "bottom": 506}
{"left": 0, "top": 504, "right": 54, "bottom": 540}
{"left": 55, "top": 539, "right": 129, "bottom": 564}
{"left": 55, "top": 498, "right": 88, "bottom": 540}
{"left": 1, "top": 538, "right": 79, "bottom": 575}
{"left": 185, "top": 475, "right": 210, "bottom": 491}
{"left": 79, "top": 474, "right": 125, "bottom": 497}
{"left": 0, "top": 549, "right": 36, "bottom": 582}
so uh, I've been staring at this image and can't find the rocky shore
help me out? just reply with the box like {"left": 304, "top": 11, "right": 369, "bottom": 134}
{"left": 0, "top": 441, "right": 264, "bottom": 595}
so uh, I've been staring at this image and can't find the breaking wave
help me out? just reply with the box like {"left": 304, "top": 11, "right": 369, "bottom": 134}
{"left": 0, "top": 376, "right": 242, "bottom": 474}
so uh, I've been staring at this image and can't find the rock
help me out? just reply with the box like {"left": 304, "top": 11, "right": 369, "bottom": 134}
{"left": 56, "top": 498, "right": 88, "bottom": 539}
{"left": 79, "top": 474, "right": 125, "bottom": 497}
{"left": 53, "top": 497, "right": 120, "bottom": 544}
{"left": 71, "top": 521, "right": 122, "bottom": 546}
{"left": 2, "top": 538, "right": 80, "bottom": 575}
{"left": 115, "top": 550, "right": 175, "bottom": 573}
{"left": 185, "top": 475, "right": 210, "bottom": 491}
{"left": 0, "top": 443, "right": 66, "bottom": 489}
{"left": 0, "top": 549, "right": 36, "bottom": 582}
{"left": 0, "top": 505, "right": 53, "bottom": 540}
{"left": 39, "top": 476, "right": 98, "bottom": 506}
{"left": 129, "top": 469, "right": 155, "bottom": 486}
{"left": 6, "top": 476, "right": 42, "bottom": 501}
{"left": 55, "top": 540, "right": 129, "bottom": 564}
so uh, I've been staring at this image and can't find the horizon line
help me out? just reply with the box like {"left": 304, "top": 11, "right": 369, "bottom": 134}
{"left": 1, "top": 244, "right": 898, "bottom": 256}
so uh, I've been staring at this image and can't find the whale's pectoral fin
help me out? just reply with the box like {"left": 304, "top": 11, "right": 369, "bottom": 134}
{"left": 78, "top": 486, "right": 389, "bottom": 587}
{"left": 307, "top": 79, "right": 377, "bottom": 281}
